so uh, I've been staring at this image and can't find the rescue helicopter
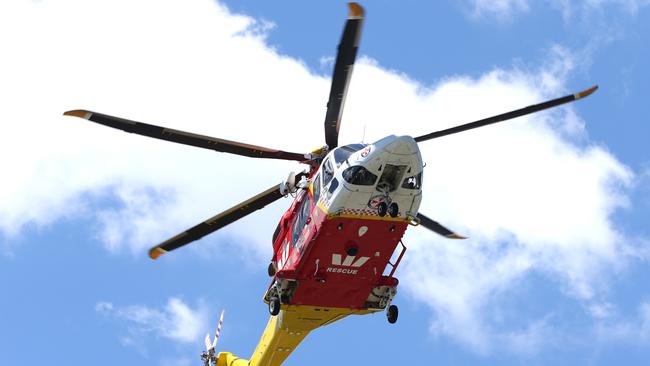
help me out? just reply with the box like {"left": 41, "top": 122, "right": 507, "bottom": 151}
{"left": 63, "top": 3, "right": 597, "bottom": 365}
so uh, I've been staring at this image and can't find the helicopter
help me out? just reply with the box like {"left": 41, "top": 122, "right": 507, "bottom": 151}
{"left": 63, "top": 3, "right": 597, "bottom": 366}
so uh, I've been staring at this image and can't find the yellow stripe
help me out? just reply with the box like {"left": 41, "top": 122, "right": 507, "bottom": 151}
{"left": 317, "top": 201, "right": 408, "bottom": 222}
{"left": 310, "top": 146, "right": 325, "bottom": 155}
{"left": 574, "top": 85, "right": 598, "bottom": 99}
{"left": 348, "top": 3, "right": 364, "bottom": 18}
{"left": 328, "top": 213, "right": 409, "bottom": 222}
{"left": 316, "top": 201, "right": 328, "bottom": 212}
{"left": 446, "top": 233, "right": 468, "bottom": 240}
{"left": 63, "top": 109, "right": 91, "bottom": 119}
{"left": 148, "top": 247, "right": 167, "bottom": 260}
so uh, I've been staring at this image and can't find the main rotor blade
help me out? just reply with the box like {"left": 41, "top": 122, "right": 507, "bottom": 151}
{"left": 324, "top": 3, "right": 365, "bottom": 149}
{"left": 149, "top": 184, "right": 285, "bottom": 260}
{"left": 414, "top": 85, "right": 598, "bottom": 143}
{"left": 63, "top": 110, "right": 308, "bottom": 162}
{"left": 416, "top": 213, "right": 466, "bottom": 239}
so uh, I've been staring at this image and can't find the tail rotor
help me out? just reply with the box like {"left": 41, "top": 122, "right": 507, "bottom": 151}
{"left": 201, "top": 309, "right": 225, "bottom": 366}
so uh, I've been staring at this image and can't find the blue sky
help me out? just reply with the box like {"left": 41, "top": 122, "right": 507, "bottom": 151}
{"left": 1, "top": 1, "right": 649, "bottom": 365}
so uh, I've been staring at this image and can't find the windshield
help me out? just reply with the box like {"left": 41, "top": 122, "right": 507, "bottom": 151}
{"left": 376, "top": 164, "right": 407, "bottom": 192}
{"left": 342, "top": 165, "right": 378, "bottom": 186}
{"left": 333, "top": 144, "right": 366, "bottom": 167}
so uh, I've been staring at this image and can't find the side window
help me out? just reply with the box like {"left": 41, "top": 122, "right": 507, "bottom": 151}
{"left": 291, "top": 193, "right": 312, "bottom": 246}
{"left": 322, "top": 158, "right": 334, "bottom": 187}
{"left": 312, "top": 173, "right": 321, "bottom": 203}
{"left": 328, "top": 178, "right": 339, "bottom": 194}
{"left": 401, "top": 172, "right": 422, "bottom": 190}
{"left": 376, "top": 164, "right": 407, "bottom": 192}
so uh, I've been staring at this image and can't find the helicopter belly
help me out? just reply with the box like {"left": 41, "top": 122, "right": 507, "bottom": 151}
{"left": 328, "top": 182, "right": 422, "bottom": 221}
{"left": 287, "top": 210, "right": 407, "bottom": 309}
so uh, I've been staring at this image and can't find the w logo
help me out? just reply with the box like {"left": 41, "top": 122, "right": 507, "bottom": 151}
{"left": 331, "top": 254, "right": 369, "bottom": 268}
{"left": 278, "top": 241, "right": 290, "bottom": 270}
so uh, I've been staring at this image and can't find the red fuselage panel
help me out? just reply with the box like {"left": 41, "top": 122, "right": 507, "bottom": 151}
{"left": 276, "top": 206, "right": 407, "bottom": 309}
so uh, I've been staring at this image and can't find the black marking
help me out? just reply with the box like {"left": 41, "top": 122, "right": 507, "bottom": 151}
{"left": 324, "top": 16, "right": 364, "bottom": 149}
{"left": 414, "top": 88, "right": 595, "bottom": 143}
{"left": 76, "top": 110, "right": 307, "bottom": 161}
{"left": 150, "top": 185, "right": 285, "bottom": 255}
{"left": 416, "top": 212, "right": 464, "bottom": 239}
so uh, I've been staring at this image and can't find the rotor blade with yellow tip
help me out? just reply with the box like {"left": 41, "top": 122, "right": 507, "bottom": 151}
{"left": 148, "top": 184, "right": 285, "bottom": 260}
{"left": 414, "top": 85, "right": 598, "bottom": 143}
{"left": 323, "top": 2, "right": 365, "bottom": 149}
{"left": 63, "top": 110, "right": 309, "bottom": 162}
{"left": 416, "top": 213, "right": 467, "bottom": 240}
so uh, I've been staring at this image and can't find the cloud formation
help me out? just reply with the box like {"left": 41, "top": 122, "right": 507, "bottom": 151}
{"left": 96, "top": 298, "right": 208, "bottom": 345}
{"left": 393, "top": 57, "right": 634, "bottom": 351}
{"left": 0, "top": 0, "right": 642, "bottom": 355}
{"left": 465, "top": 0, "right": 650, "bottom": 20}
{"left": 467, "top": 0, "right": 531, "bottom": 19}
{"left": 593, "top": 301, "right": 650, "bottom": 344}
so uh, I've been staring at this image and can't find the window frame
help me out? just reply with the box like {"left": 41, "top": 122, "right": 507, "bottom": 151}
{"left": 312, "top": 172, "right": 321, "bottom": 204}
{"left": 342, "top": 165, "right": 378, "bottom": 186}
{"left": 291, "top": 191, "right": 312, "bottom": 247}
{"left": 322, "top": 158, "right": 335, "bottom": 187}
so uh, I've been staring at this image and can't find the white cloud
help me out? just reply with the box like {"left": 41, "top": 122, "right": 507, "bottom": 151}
{"left": 351, "top": 45, "right": 634, "bottom": 352}
{"left": 0, "top": 0, "right": 642, "bottom": 355}
{"left": 584, "top": 0, "right": 650, "bottom": 14}
{"left": 641, "top": 302, "right": 650, "bottom": 342}
{"left": 592, "top": 301, "right": 650, "bottom": 344}
{"left": 589, "top": 302, "right": 615, "bottom": 319}
{"left": 466, "top": 0, "right": 531, "bottom": 20}
{"left": 465, "top": 0, "right": 650, "bottom": 21}
{"left": 96, "top": 298, "right": 208, "bottom": 344}
{"left": 552, "top": 0, "right": 650, "bottom": 22}
{"left": 498, "top": 316, "right": 559, "bottom": 354}
{"left": 0, "top": 0, "right": 316, "bottom": 257}
{"left": 397, "top": 67, "right": 633, "bottom": 350}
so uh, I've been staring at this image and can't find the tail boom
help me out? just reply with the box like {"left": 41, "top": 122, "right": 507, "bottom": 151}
{"left": 216, "top": 304, "right": 378, "bottom": 366}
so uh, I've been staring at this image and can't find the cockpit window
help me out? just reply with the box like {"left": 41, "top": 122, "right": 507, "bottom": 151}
{"left": 401, "top": 172, "right": 422, "bottom": 190}
{"left": 291, "top": 192, "right": 312, "bottom": 246}
{"left": 376, "top": 164, "right": 407, "bottom": 192}
{"left": 322, "top": 158, "right": 334, "bottom": 187}
{"left": 342, "top": 165, "right": 378, "bottom": 186}
{"left": 333, "top": 144, "right": 365, "bottom": 167}
{"left": 272, "top": 221, "right": 282, "bottom": 245}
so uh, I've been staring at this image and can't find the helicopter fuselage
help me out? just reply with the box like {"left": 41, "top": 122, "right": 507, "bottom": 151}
{"left": 267, "top": 135, "right": 423, "bottom": 311}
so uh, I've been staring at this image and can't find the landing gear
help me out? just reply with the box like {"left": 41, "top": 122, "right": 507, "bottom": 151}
{"left": 378, "top": 202, "right": 388, "bottom": 217}
{"left": 387, "top": 304, "right": 398, "bottom": 324}
{"left": 264, "top": 279, "right": 297, "bottom": 316}
{"left": 267, "top": 262, "right": 276, "bottom": 277}
{"left": 269, "top": 296, "right": 281, "bottom": 316}
{"left": 388, "top": 202, "right": 399, "bottom": 218}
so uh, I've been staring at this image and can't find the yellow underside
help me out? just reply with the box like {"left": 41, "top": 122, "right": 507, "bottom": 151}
{"left": 316, "top": 201, "right": 411, "bottom": 223}
{"left": 327, "top": 212, "right": 410, "bottom": 222}
{"left": 217, "top": 305, "right": 379, "bottom": 366}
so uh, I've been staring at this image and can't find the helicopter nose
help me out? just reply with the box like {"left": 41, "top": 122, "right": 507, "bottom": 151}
{"left": 384, "top": 135, "right": 418, "bottom": 155}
